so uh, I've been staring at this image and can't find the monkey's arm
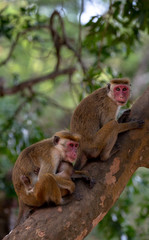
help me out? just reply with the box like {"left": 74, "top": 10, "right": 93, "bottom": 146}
{"left": 71, "top": 170, "right": 96, "bottom": 188}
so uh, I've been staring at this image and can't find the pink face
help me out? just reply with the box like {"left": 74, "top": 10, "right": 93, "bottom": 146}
{"left": 113, "top": 84, "right": 130, "bottom": 106}
{"left": 65, "top": 140, "right": 79, "bottom": 163}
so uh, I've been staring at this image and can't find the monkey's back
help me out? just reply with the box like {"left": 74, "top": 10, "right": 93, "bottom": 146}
{"left": 70, "top": 87, "right": 117, "bottom": 142}
{"left": 12, "top": 138, "right": 53, "bottom": 194}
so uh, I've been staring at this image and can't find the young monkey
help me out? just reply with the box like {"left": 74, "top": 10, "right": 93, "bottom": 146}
{"left": 57, "top": 160, "right": 92, "bottom": 196}
{"left": 70, "top": 78, "right": 144, "bottom": 169}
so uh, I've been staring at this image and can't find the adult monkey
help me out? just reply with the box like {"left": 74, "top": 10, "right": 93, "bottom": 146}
{"left": 12, "top": 130, "right": 83, "bottom": 225}
{"left": 70, "top": 78, "right": 144, "bottom": 169}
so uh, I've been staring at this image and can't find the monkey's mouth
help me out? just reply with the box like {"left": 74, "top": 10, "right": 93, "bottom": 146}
{"left": 117, "top": 101, "right": 125, "bottom": 105}
{"left": 68, "top": 158, "right": 76, "bottom": 163}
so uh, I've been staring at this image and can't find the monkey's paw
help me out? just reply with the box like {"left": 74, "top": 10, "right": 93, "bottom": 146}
{"left": 135, "top": 119, "right": 145, "bottom": 128}
{"left": 74, "top": 192, "right": 83, "bottom": 201}
{"left": 85, "top": 177, "right": 96, "bottom": 189}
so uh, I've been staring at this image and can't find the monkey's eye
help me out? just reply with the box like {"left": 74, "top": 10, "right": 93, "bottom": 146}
{"left": 69, "top": 143, "right": 74, "bottom": 147}
{"left": 116, "top": 87, "right": 120, "bottom": 91}
{"left": 122, "top": 87, "right": 127, "bottom": 91}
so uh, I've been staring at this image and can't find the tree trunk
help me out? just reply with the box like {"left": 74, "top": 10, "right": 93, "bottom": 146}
{"left": 3, "top": 87, "right": 149, "bottom": 240}
{"left": 131, "top": 47, "right": 149, "bottom": 100}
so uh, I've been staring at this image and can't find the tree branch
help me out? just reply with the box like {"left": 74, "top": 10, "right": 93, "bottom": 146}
{"left": 3, "top": 87, "right": 149, "bottom": 240}
{"left": 0, "top": 67, "right": 75, "bottom": 97}
{"left": 0, "top": 33, "right": 20, "bottom": 67}
{"left": 0, "top": 10, "right": 86, "bottom": 95}
{"left": 49, "top": 10, "right": 87, "bottom": 74}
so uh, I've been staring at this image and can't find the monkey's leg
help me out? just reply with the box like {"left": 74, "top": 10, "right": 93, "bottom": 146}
{"left": 60, "top": 188, "right": 69, "bottom": 197}
{"left": 73, "top": 120, "right": 118, "bottom": 165}
{"left": 21, "top": 173, "right": 62, "bottom": 207}
{"left": 95, "top": 120, "right": 119, "bottom": 161}
{"left": 100, "top": 120, "right": 144, "bottom": 161}
{"left": 79, "top": 120, "right": 120, "bottom": 161}
{"left": 34, "top": 173, "right": 63, "bottom": 205}
{"left": 99, "top": 132, "right": 118, "bottom": 161}
{"left": 76, "top": 120, "right": 136, "bottom": 167}
{"left": 54, "top": 175, "right": 75, "bottom": 194}
{"left": 87, "top": 120, "right": 118, "bottom": 159}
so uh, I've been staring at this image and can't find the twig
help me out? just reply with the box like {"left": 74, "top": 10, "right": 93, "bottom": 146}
{"left": 0, "top": 26, "right": 49, "bottom": 67}
{"left": 78, "top": 0, "right": 84, "bottom": 55}
{"left": 98, "top": 0, "right": 113, "bottom": 64}
{"left": 36, "top": 93, "right": 72, "bottom": 112}
{"left": 49, "top": 10, "right": 87, "bottom": 74}
{"left": 0, "top": 67, "right": 75, "bottom": 97}
{"left": 49, "top": 11, "right": 64, "bottom": 71}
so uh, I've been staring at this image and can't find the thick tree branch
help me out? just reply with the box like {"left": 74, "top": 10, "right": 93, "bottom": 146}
{"left": 3, "top": 87, "right": 149, "bottom": 240}
{"left": 0, "top": 67, "right": 75, "bottom": 97}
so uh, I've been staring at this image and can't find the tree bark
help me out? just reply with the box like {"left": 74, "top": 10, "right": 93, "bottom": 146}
{"left": 131, "top": 48, "right": 149, "bottom": 100}
{"left": 3, "top": 87, "right": 149, "bottom": 240}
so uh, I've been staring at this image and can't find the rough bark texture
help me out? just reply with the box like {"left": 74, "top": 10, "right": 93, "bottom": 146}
{"left": 3, "top": 87, "right": 149, "bottom": 240}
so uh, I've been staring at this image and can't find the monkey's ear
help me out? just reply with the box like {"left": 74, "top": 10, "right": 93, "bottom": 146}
{"left": 107, "top": 83, "right": 110, "bottom": 91}
{"left": 53, "top": 135, "right": 60, "bottom": 145}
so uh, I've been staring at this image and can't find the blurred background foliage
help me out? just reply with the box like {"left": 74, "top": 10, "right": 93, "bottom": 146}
{"left": 0, "top": 0, "right": 149, "bottom": 239}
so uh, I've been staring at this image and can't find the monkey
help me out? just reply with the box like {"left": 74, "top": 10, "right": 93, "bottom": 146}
{"left": 57, "top": 161, "right": 74, "bottom": 180}
{"left": 56, "top": 160, "right": 74, "bottom": 196}
{"left": 20, "top": 161, "right": 75, "bottom": 199}
{"left": 70, "top": 78, "right": 144, "bottom": 169}
{"left": 12, "top": 130, "right": 81, "bottom": 225}
{"left": 56, "top": 159, "right": 94, "bottom": 196}
{"left": 20, "top": 156, "right": 93, "bottom": 201}
{"left": 19, "top": 158, "right": 77, "bottom": 202}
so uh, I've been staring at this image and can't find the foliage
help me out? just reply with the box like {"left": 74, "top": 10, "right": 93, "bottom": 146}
{"left": 83, "top": 0, "right": 149, "bottom": 82}
{"left": 0, "top": 0, "right": 149, "bottom": 239}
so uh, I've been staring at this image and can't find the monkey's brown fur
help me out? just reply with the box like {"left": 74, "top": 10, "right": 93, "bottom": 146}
{"left": 12, "top": 130, "right": 80, "bottom": 225}
{"left": 70, "top": 78, "right": 143, "bottom": 169}
{"left": 110, "top": 78, "right": 130, "bottom": 85}
{"left": 57, "top": 161, "right": 74, "bottom": 196}
{"left": 55, "top": 130, "right": 81, "bottom": 141}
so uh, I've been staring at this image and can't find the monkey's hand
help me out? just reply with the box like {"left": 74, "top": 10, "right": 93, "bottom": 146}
{"left": 136, "top": 119, "right": 145, "bottom": 128}
{"left": 71, "top": 170, "right": 96, "bottom": 188}
{"left": 131, "top": 119, "right": 145, "bottom": 128}
{"left": 61, "top": 195, "right": 74, "bottom": 205}
{"left": 74, "top": 192, "right": 83, "bottom": 201}
{"left": 87, "top": 177, "right": 96, "bottom": 189}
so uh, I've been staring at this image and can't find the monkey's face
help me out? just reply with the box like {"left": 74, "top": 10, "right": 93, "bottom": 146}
{"left": 65, "top": 140, "right": 79, "bottom": 163}
{"left": 53, "top": 136, "right": 79, "bottom": 163}
{"left": 113, "top": 84, "right": 130, "bottom": 106}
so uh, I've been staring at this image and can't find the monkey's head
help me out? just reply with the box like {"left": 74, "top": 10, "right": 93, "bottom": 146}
{"left": 107, "top": 78, "right": 130, "bottom": 106}
{"left": 53, "top": 130, "right": 81, "bottom": 164}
